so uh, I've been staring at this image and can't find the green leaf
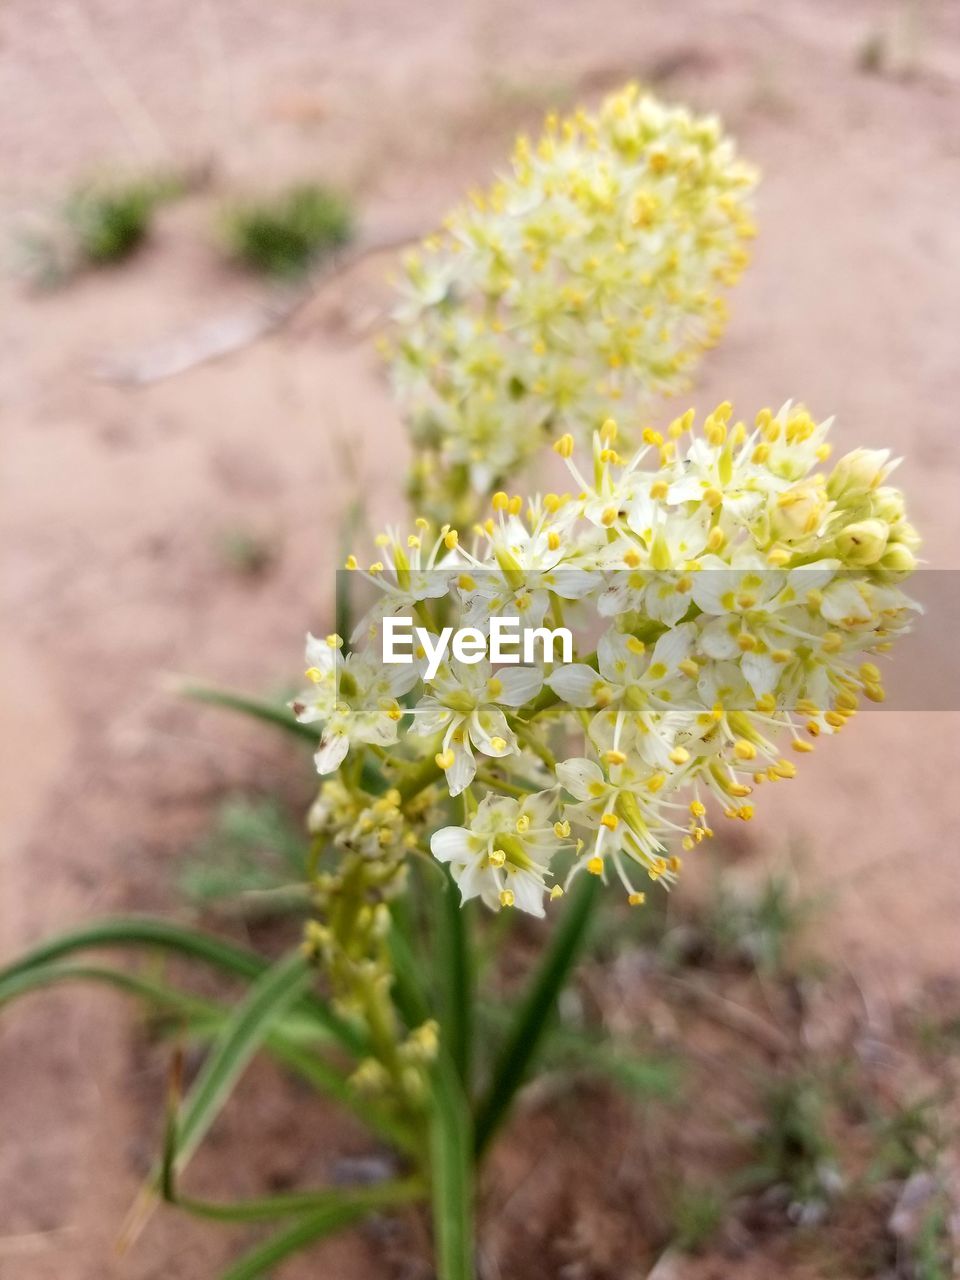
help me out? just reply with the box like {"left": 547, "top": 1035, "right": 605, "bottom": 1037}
{"left": 179, "top": 681, "right": 321, "bottom": 743}
{"left": 473, "top": 873, "right": 600, "bottom": 1158}
{"left": 429, "top": 1052, "right": 475, "bottom": 1280}
{"left": 219, "top": 1199, "right": 379, "bottom": 1280}
{"left": 170, "top": 950, "right": 313, "bottom": 1174}
{"left": 435, "top": 870, "right": 473, "bottom": 1089}
{"left": 0, "top": 962, "right": 218, "bottom": 1020}
{"left": 172, "top": 1177, "right": 422, "bottom": 1225}
{"left": 388, "top": 912, "right": 432, "bottom": 1029}
{"left": 0, "top": 916, "right": 363, "bottom": 1055}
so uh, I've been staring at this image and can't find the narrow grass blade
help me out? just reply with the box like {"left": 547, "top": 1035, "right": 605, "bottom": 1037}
{"left": 429, "top": 1051, "right": 475, "bottom": 1280}
{"left": 473, "top": 873, "right": 600, "bottom": 1158}
{"left": 179, "top": 681, "right": 320, "bottom": 743}
{"left": 219, "top": 1198, "right": 383, "bottom": 1280}
{"left": 172, "top": 1177, "right": 422, "bottom": 1224}
{"left": 172, "top": 950, "right": 313, "bottom": 1172}
{"left": 0, "top": 916, "right": 363, "bottom": 1054}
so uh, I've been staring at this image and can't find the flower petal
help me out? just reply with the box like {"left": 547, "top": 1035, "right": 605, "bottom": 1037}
{"left": 430, "top": 825, "right": 473, "bottom": 864}
{"left": 314, "top": 732, "right": 350, "bottom": 775}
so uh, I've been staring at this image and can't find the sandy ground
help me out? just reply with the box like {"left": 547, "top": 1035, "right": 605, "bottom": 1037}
{"left": 2, "top": 1, "right": 959, "bottom": 1276}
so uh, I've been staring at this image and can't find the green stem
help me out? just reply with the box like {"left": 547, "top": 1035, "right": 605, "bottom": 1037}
{"left": 436, "top": 870, "right": 473, "bottom": 1091}
{"left": 473, "top": 873, "right": 601, "bottom": 1159}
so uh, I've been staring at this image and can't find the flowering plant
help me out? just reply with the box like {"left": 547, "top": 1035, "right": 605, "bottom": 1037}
{"left": 388, "top": 83, "right": 757, "bottom": 524}
{"left": 0, "top": 85, "right": 918, "bottom": 1280}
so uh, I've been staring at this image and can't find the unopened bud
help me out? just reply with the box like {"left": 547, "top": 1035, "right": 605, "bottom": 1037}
{"left": 835, "top": 518, "right": 889, "bottom": 567}
{"left": 827, "top": 448, "right": 890, "bottom": 501}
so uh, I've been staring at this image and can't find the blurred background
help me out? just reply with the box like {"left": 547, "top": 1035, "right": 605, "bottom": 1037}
{"left": 2, "top": 2, "right": 959, "bottom": 1277}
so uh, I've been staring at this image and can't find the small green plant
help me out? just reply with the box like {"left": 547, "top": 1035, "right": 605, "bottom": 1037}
{"left": 218, "top": 527, "right": 277, "bottom": 579}
{"left": 67, "top": 177, "right": 172, "bottom": 264}
{"left": 14, "top": 172, "right": 183, "bottom": 286}
{"left": 220, "top": 183, "right": 353, "bottom": 278}
{"left": 914, "top": 1197, "right": 953, "bottom": 1280}
{"left": 179, "top": 796, "right": 308, "bottom": 915}
{"left": 699, "top": 870, "right": 818, "bottom": 977}
{"left": 745, "top": 1073, "right": 841, "bottom": 1210}
{"left": 670, "top": 1184, "right": 727, "bottom": 1253}
{"left": 868, "top": 1094, "right": 943, "bottom": 1182}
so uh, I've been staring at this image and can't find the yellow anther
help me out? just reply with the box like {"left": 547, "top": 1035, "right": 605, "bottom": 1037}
{"left": 548, "top": 531, "right": 561, "bottom": 551}
{"left": 733, "top": 739, "right": 757, "bottom": 760}
{"left": 628, "top": 891, "right": 646, "bottom": 906}
{"left": 600, "top": 813, "right": 620, "bottom": 830}
{"left": 459, "top": 574, "right": 477, "bottom": 591}
{"left": 771, "top": 648, "right": 792, "bottom": 664}
{"left": 488, "top": 736, "right": 508, "bottom": 752}
{"left": 407, "top": 534, "right": 421, "bottom": 548}
{"left": 690, "top": 800, "right": 706, "bottom": 817}
{"left": 554, "top": 434, "right": 575, "bottom": 458}
{"left": 499, "top": 889, "right": 515, "bottom": 908}
{"left": 550, "top": 884, "right": 564, "bottom": 900}
{"left": 626, "top": 636, "right": 646, "bottom": 655}
{"left": 604, "top": 749, "right": 627, "bottom": 765}
{"left": 792, "top": 739, "right": 814, "bottom": 753}
{"left": 624, "top": 549, "right": 642, "bottom": 568}
{"left": 755, "top": 693, "right": 777, "bottom": 714}
{"left": 553, "top": 820, "right": 571, "bottom": 838}
{"left": 737, "top": 633, "right": 758, "bottom": 651}
{"left": 344, "top": 554, "right": 358, "bottom": 570}
{"left": 492, "top": 491, "right": 509, "bottom": 511}
{"left": 601, "top": 507, "right": 618, "bottom": 527}
{"left": 515, "top": 814, "right": 531, "bottom": 834}
{"left": 835, "top": 689, "right": 859, "bottom": 712}
{"left": 650, "top": 479, "right": 669, "bottom": 499}
{"left": 669, "top": 747, "right": 690, "bottom": 765}
{"left": 646, "top": 772, "right": 667, "bottom": 792}
{"left": 415, "top": 517, "right": 430, "bottom": 531}
{"left": 600, "top": 417, "right": 618, "bottom": 443}
{"left": 642, "top": 427, "right": 664, "bottom": 446}
{"left": 704, "top": 487, "right": 723, "bottom": 509}
{"left": 863, "top": 682, "right": 886, "bottom": 703}
{"left": 767, "top": 546, "right": 791, "bottom": 567}
{"left": 508, "top": 495, "right": 523, "bottom": 516}
{"left": 707, "top": 527, "right": 726, "bottom": 552}
{"left": 435, "top": 749, "right": 456, "bottom": 770}
{"left": 587, "top": 855, "right": 605, "bottom": 876}
{"left": 860, "top": 662, "right": 881, "bottom": 683}
{"left": 679, "top": 658, "right": 700, "bottom": 678}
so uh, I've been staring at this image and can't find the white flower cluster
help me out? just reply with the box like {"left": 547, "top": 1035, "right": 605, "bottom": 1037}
{"left": 387, "top": 83, "right": 758, "bottom": 522}
{"left": 294, "top": 402, "right": 919, "bottom": 918}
